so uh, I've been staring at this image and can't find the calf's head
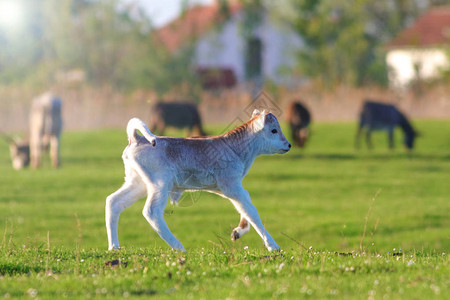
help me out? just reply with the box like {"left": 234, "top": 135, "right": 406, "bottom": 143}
{"left": 252, "top": 110, "right": 291, "bottom": 155}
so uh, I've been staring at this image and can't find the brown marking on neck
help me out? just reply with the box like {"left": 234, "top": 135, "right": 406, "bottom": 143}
{"left": 171, "top": 115, "right": 260, "bottom": 145}
{"left": 222, "top": 115, "right": 259, "bottom": 139}
{"left": 188, "top": 135, "right": 209, "bottom": 139}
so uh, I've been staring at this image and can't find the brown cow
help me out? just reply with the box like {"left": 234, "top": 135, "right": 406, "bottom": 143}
{"left": 286, "top": 101, "right": 311, "bottom": 148}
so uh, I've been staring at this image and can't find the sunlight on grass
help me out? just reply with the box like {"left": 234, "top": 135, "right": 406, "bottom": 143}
{"left": 0, "top": 120, "right": 448, "bottom": 298}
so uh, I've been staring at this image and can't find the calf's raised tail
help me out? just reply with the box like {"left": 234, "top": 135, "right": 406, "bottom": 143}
{"left": 127, "top": 118, "right": 156, "bottom": 146}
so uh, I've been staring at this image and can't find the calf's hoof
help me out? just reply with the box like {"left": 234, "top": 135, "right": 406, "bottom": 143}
{"left": 231, "top": 230, "right": 240, "bottom": 241}
{"left": 266, "top": 244, "right": 281, "bottom": 252}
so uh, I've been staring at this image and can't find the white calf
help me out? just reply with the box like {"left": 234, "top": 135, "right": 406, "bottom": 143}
{"left": 105, "top": 110, "right": 291, "bottom": 251}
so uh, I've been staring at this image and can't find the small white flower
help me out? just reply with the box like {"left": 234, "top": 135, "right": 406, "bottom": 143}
{"left": 430, "top": 284, "right": 440, "bottom": 295}
{"left": 26, "top": 288, "right": 38, "bottom": 298}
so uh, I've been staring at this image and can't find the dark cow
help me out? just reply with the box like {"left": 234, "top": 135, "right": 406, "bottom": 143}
{"left": 286, "top": 101, "right": 311, "bottom": 148}
{"left": 355, "top": 100, "right": 417, "bottom": 150}
{"left": 149, "top": 102, "right": 206, "bottom": 136}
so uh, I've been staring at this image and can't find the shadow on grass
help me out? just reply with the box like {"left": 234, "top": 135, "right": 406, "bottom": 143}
{"left": 282, "top": 151, "right": 450, "bottom": 161}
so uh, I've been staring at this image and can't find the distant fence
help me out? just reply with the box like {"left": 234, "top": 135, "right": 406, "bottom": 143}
{"left": 0, "top": 84, "right": 449, "bottom": 133}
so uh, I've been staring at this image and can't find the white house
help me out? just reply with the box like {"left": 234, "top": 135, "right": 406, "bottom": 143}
{"left": 156, "top": 1, "right": 303, "bottom": 89}
{"left": 386, "top": 7, "right": 450, "bottom": 88}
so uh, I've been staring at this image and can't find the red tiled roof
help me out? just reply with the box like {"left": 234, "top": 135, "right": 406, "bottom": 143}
{"left": 388, "top": 6, "right": 450, "bottom": 48}
{"left": 155, "top": 1, "right": 242, "bottom": 52}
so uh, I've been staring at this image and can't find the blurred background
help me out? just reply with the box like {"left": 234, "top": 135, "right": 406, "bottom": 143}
{"left": 0, "top": 0, "right": 449, "bottom": 132}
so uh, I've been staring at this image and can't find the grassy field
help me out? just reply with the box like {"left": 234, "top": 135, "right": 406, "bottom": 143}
{"left": 0, "top": 119, "right": 448, "bottom": 299}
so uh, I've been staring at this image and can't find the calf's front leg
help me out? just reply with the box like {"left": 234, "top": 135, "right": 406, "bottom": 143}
{"left": 221, "top": 183, "right": 279, "bottom": 251}
{"left": 231, "top": 216, "right": 251, "bottom": 241}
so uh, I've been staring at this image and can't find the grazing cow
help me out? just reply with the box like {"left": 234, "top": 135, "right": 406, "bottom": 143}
{"left": 2, "top": 93, "right": 62, "bottom": 169}
{"left": 106, "top": 110, "right": 291, "bottom": 251}
{"left": 355, "top": 100, "right": 417, "bottom": 150}
{"left": 149, "top": 102, "right": 206, "bottom": 136}
{"left": 286, "top": 101, "right": 311, "bottom": 148}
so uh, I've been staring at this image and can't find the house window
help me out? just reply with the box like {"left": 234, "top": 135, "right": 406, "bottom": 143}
{"left": 196, "top": 67, "right": 237, "bottom": 89}
{"left": 245, "top": 37, "right": 262, "bottom": 80}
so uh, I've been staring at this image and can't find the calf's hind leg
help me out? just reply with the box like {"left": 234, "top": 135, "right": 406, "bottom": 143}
{"left": 142, "top": 184, "right": 185, "bottom": 251}
{"left": 106, "top": 176, "right": 146, "bottom": 250}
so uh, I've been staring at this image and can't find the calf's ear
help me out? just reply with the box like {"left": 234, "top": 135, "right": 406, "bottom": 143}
{"left": 253, "top": 111, "right": 266, "bottom": 131}
{"left": 252, "top": 109, "right": 261, "bottom": 118}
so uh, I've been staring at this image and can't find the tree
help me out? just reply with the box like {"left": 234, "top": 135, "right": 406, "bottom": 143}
{"left": 0, "top": 0, "right": 199, "bottom": 98}
{"left": 289, "top": 0, "right": 431, "bottom": 87}
{"left": 292, "top": 0, "right": 375, "bottom": 87}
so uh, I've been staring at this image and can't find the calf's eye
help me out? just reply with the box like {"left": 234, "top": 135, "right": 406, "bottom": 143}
{"left": 271, "top": 129, "right": 278, "bottom": 134}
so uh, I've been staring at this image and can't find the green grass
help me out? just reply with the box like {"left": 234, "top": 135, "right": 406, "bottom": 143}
{"left": 0, "top": 120, "right": 449, "bottom": 299}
